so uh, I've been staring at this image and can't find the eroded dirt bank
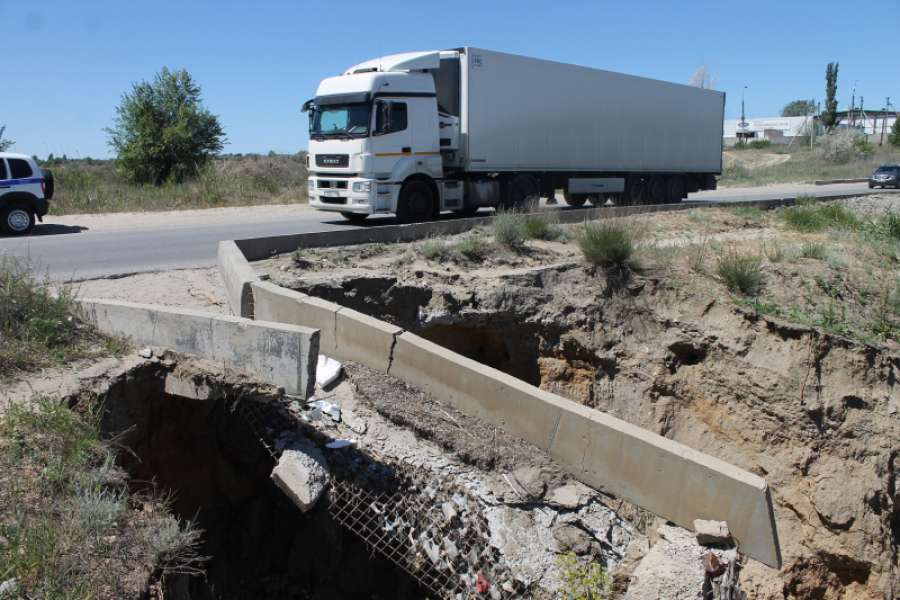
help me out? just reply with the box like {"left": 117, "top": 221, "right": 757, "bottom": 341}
{"left": 261, "top": 202, "right": 900, "bottom": 599}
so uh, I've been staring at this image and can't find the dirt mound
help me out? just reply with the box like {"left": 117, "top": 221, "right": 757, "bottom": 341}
{"left": 263, "top": 201, "right": 900, "bottom": 599}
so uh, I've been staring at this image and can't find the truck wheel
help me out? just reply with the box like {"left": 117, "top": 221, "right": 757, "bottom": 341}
{"left": 340, "top": 212, "right": 368, "bottom": 224}
{"left": 2, "top": 205, "right": 35, "bottom": 235}
{"left": 504, "top": 174, "right": 541, "bottom": 210}
{"left": 665, "top": 177, "right": 686, "bottom": 204}
{"left": 562, "top": 191, "right": 588, "bottom": 208}
{"left": 397, "top": 180, "right": 436, "bottom": 223}
{"left": 648, "top": 177, "right": 667, "bottom": 204}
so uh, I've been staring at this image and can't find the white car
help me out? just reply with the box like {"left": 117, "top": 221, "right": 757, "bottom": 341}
{"left": 0, "top": 152, "right": 54, "bottom": 235}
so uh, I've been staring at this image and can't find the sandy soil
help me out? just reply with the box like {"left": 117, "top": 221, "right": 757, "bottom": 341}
{"left": 722, "top": 151, "right": 793, "bottom": 170}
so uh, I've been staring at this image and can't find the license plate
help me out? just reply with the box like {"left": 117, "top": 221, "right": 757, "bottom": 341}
{"left": 322, "top": 189, "right": 339, "bottom": 197}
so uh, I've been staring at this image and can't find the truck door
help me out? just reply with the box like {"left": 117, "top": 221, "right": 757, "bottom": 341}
{"left": 370, "top": 100, "right": 413, "bottom": 179}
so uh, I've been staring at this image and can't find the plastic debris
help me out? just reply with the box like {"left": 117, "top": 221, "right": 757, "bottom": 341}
{"left": 316, "top": 355, "right": 343, "bottom": 387}
{"left": 475, "top": 571, "right": 490, "bottom": 593}
{"left": 325, "top": 439, "right": 355, "bottom": 449}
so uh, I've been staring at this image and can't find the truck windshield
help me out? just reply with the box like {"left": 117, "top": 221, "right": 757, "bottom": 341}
{"left": 309, "top": 103, "right": 371, "bottom": 138}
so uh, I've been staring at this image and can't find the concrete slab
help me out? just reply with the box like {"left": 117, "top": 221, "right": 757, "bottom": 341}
{"left": 80, "top": 298, "right": 319, "bottom": 397}
{"left": 251, "top": 281, "right": 339, "bottom": 356}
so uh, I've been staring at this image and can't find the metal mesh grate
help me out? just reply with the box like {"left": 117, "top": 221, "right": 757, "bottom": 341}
{"left": 328, "top": 460, "right": 522, "bottom": 600}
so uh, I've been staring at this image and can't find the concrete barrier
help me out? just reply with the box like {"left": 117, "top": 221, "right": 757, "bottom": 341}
{"left": 232, "top": 193, "right": 884, "bottom": 261}
{"left": 80, "top": 298, "right": 318, "bottom": 398}
{"left": 388, "top": 331, "right": 781, "bottom": 568}
{"left": 250, "top": 280, "right": 401, "bottom": 371}
{"left": 217, "top": 240, "right": 259, "bottom": 317}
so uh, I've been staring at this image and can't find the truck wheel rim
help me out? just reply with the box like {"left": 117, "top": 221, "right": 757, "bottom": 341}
{"left": 7, "top": 209, "right": 30, "bottom": 232}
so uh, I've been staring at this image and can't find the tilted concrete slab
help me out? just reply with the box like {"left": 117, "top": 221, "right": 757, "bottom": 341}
{"left": 388, "top": 331, "right": 781, "bottom": 568}
{"left": 251, "top": 281, "right": 339, "bottom": 356}
{"left": 79, "top": 298, "right": 318, "bottom": 398}
{"left": 217, "top": 240, "right": 259, "bottom": 317}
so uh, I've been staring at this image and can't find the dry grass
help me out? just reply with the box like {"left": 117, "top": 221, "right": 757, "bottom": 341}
{"left": 0, "top": 396, "right": 202, "bottom": 598}
{"left": 45, "top": 153, "right": 308, "bottom": 215}
{"left": 0, "top": 257, "right": 126, "bottom": 379}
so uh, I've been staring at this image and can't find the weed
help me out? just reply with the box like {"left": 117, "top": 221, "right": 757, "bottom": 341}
{"left": 556, "top": 552, "right": 609, "bottom": 600}
{"left": 800, "top": 242, "right": 828, "bottom": 260}
{"left": 741, "top": 297, "right": 782, "bottom": 316}
{"left": 493, "top": 211, "right": 528, "bottom": 249}
{"left": 420, "top": 238, "right": 451, "bottom": 261}
{"left": 576, "top": 221, "right": 635, "bottom": 268}
{"left": 0, "top": 257, "right": 118, "bottom": 379}
{"left": 522, "top": 214, "right": 562, "bottom": 240}
{"left": 763, "top": 241, "right": 786, "bottom": 263}
{"left": 453, "top": 236, "right": 492, "bottom": 262}
{"left": 0, "top": 398, "right": 202, "bottom": 596}
{"left": 717, "top": 252, "right": 764, "bottom": 295}
{"left": 687, "top": 234, "right": 710, "bottom": 272}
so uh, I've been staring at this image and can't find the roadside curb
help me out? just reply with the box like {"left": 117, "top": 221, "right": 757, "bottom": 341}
{"left": 814, "top": 177, "right": 868, "bottom": 185}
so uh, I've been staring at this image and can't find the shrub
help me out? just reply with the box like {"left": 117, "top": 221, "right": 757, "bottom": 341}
{"left": 577, "top": 221, "right": 634, "bottom": 268}
{"left": 814, "top": 130, "right": 873, "bottom": 164}
{"left": 800, "top": 242, "right": 828, "bottom": 260}
{"left": 746, "top": 139, "right": 772, "bottom": 150}
{"left": 888, "top": 118, "right": 900, "bottom": 148}
{"left": 493, "top": 212, "right": 527, "bottom": 248}
{"left": 419, "top": 238, "right": 450, "bottom": 261}
{"left": 106, "top": 67, "right": 226, "bottom": 184}
{"left": 522, "top": 214, "right": 562, "bottom": 240}
{"left": 717, "top": 252, "right": 764, "bottom": 295}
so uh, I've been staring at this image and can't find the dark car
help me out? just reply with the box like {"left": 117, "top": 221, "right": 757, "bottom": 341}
{"left": 869, "top": 164, "right": 900, "bottom": 189}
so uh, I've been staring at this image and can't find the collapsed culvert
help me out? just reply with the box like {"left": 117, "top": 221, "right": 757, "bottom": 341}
{"left": 86, "top": 353, "right": 565, "bottom": 599}
{"left": 89, "top": 357, "right": 432, "bottom": 599}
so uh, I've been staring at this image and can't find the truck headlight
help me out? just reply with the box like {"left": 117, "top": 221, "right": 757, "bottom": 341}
{"left": 352, "top": 181, "right": 372, "bottom": 193}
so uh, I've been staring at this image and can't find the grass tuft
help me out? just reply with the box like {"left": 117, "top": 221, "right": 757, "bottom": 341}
{"left": 717, "top": 252, "right": 764, "bottom": 295}
{"left": 799, "top": 242, "right": 828, "bottom": 260}
{"left": 0, "top": 257, "right": 123, "bottom": 379}
{"left": 0, "top": 398, "right": 203, "bottom": 597}
{"left": 576, "top": 221, "right": 635, "bottom": 268}
{"left": 493, "top": 211, "right": 528, "bottom": 249}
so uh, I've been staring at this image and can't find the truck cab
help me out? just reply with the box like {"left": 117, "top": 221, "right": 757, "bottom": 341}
{"left": 305, "top": 51, "right": 464, "bottom": 223}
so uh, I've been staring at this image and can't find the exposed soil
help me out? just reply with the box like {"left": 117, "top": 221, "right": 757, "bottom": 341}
{"left": 261, "top": 198, "right": 900, "bottom": 599}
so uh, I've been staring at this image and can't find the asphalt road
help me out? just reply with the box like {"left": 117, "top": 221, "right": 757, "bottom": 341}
{"left": 0, "top": 182, "right": 889, "bottom": 280}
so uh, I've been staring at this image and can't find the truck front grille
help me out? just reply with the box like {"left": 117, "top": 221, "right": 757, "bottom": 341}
{"left": 319, "top": 196, "right": 347, "bottom": 205}
{"left": 315, "top": 154, "right": 349, "bottom": 168}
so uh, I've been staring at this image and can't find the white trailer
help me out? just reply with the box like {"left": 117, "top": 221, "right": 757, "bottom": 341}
{"left": 304, "top": 48, "right": 724, "bottom": 222}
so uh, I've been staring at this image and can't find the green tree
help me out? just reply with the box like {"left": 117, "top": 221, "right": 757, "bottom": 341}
{"left": 781, "top": 99, "right": 815, "bottom": 117}
{"left": 0, "top": 126, "right": 14, "bottom": 152}
{"left": 889, "top": 118, "right": 900, "bottom": 148}
{"left": 106, "top": 67, "right": 226, "bottom": 184}
{"left": 821, "top": 62, "right": 839, "bottom": 130}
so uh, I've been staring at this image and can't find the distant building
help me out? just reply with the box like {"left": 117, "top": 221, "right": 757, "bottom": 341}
{"left": 723, "top": 110, "right": 898, "bottom": 147}
{"left": 723, "top": 116, "right": 812, "bottom": 146}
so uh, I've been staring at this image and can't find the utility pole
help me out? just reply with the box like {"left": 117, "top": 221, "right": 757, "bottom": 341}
{"left": 738, "top": 85, "right": 748, "bottom": 145}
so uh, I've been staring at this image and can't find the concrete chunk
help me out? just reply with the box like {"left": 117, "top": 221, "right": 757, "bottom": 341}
{"left": 693, "top": 519, "right": 732, "bottom": 545}
{"left": 271, "top": 440, "right": 330, "bottom": 512}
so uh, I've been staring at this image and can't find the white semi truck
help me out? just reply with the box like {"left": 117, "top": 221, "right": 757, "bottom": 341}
{"left": 304, "top": 48, "right": 724, "bottom": 223}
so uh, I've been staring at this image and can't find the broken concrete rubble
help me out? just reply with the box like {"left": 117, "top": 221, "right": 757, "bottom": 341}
{"left": 693, "top": 519, "right": 732, "bottom": 546}
{"left": 270, "top": 438, "right": 330, "bottom": 512}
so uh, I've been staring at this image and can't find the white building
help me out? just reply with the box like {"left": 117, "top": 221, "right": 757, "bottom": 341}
{"left": 722, "top": 116, "right": 812, "bottom": 146}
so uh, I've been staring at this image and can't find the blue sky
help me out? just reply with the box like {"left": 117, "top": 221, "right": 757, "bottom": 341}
{"left": 3, "top": 0, "right": 897, "bottom": 158}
